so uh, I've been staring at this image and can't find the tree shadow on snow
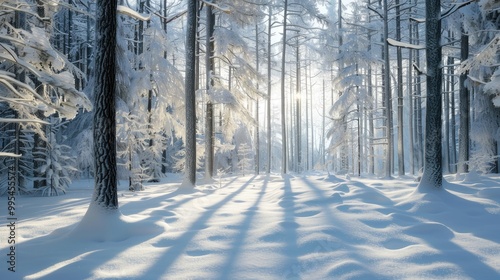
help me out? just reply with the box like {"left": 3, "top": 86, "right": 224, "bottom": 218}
{"left": 145, "top": 175, "right": 257, "bottom": 278}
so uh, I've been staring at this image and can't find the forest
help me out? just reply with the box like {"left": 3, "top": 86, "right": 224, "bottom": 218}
{"left": 1, "top": 0, "right": 499, "bottom": 195}
{"left": 1, "top": 1, "right": 500, "bottom": 279}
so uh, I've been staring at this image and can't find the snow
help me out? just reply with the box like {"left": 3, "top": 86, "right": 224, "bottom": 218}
{"left": 1, "top": 172, "right": 499, "bottom": 279}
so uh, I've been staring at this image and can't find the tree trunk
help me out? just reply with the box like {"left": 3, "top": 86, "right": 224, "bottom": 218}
{"left": 322, "top": 79, "right": 326, "bottom": 169}
{"left": 418, "top": 0, "right": 443, "bottom": 189}
{"left": 205, "top": 2, "right": 215, "bottom": 179}
{"left": 92, "top": 0, "right": 119, "bottom": 209}
{"left": 413, "top": 10, "right": 424, "bottom": 172}
{"left": 266, "top": 5, "right": 272, "bottom": 174}
{"left": 407, "top": 17, "right": 415, "bottom": 175}
{"left": 458, "top": 32, "right": 470, "bottom": 174}
{"left": 443, "top": 54, "right": 452, "bottom": 174}
{"left": 255, "top": 24, "right": 260, "bottom": 175}
{"left": 450, "top": 55, "right": 457, "bottom": 174}
{"left": 184, "top": 0, "right": 197, "bottom": 186}
{"left": 396, "top": 0, "right": 405, "bottom": 176}
{"left": 280, "top": 0, "right": 289, "bottom": 175}
{"left": 382, "top": 0, "right": 393, "bottom": 178}
{"left": 295, "top": 35, "right": 301, "bottom": 173}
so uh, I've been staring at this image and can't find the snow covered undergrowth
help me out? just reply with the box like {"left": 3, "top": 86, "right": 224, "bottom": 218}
{"left": 1, "top": 173, "right": 499, "bottom": 279}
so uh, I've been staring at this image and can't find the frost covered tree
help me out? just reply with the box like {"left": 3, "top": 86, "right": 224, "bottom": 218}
{"left": 0, "top": 1, "right": 91, "bottom": 194}
{"left": 113, "top": 6, "right": 183, "bottom": 189}
{"left": 197, "top": 0, "right": 263, "bottom": 177}
{"left": 326, "top": 1, "right": 381, "bottom": 176}
{"left": 205, "top": 0, "right": 216, "bottom": 180}
{"left": 458, "top": 0, "right": 500, "bottom": 173}
{"left": 418, "top": 0, "right": 475, "bottom": 189}
{"left": 237, "top": 142, "right": 253, "bottom": 175}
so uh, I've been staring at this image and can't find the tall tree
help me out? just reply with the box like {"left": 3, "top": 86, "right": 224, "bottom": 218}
{"left": 395, "top": 0, "right": 405, "bottom": 176}
{"left": 280, "top": 0, "right": 289, "bottom": 175}
{"left": 183, "top": 0, "right": 198, "bottom": 187}
{"left": 91, "top": 0, "right": 119, "bottom": 208}
{"left": 382, "top": 0, "right": 393, "bottom": 178}
{"left": 418, "top": 0, "right": 443, "bottom": 189}
{"left": 266, "top": 5, "right": 272, "bottom": 174}
{"left": 205, "top": 1, "right": 215, "bottom": 179}
{"left": 458, "top": 31, "right": 470, "bottom": 174}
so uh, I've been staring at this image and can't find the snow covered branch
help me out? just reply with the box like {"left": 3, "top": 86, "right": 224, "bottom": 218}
{"left": 413, "top": 62, "right": 426, "bottom": 76}
{"left": 201, "top": 0, "right": 231, "bottom": 14}
{"left": 409, "top": 17, "right": 425, "bottom": 23}
{"left": 441, "top": 0, "right": 477, "bottom": 20}
{"left": 0, "top": 118, "right": 50, "bottom": 124}
{"left": 0, "top": 152, "right": 21, "bottom": 158}
{"left": 460, "top": 33, "right": 500, "bottom": 73}
{"left": 117, "top": 5, "right": 151, "bottom": 21}
{"left": 387, "top": 38, "right": 425, "bottom": 50}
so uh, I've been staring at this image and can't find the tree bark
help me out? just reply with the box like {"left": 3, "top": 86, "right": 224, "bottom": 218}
{"left": 184, "top": 0, "right": 197, "bottom": 186}
{"left": 92, "top": 0, "right": 119, "bottom": 209}
{"left": 418, "top": 0, "right": 443, "bottom": 189}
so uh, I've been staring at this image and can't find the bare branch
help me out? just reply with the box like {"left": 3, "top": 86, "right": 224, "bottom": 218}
{"left": 367, "top": 5, "right": 383, "bottom": 19}
{"left": 200, "top": 0, "right": 230, "bottom": 13}
{"left": 441, "top": 0, "right": 477, "bottom": 20}
{"left": 145, "top": 6, "right": 187, "bottom": 24}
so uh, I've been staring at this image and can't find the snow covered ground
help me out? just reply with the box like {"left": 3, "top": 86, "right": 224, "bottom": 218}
{"left": 1, "top": 172, "right": 499, "bottom": 279}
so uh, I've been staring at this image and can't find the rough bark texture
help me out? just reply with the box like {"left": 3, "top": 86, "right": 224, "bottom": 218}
{"left": 92, "top": 0, "right": 118, "bottom": 208}
{"left": 419, "top": 0, "right": 443, "bottom": 189}
{"left": 184, "top": 0, "right": 197, "bottom": 186}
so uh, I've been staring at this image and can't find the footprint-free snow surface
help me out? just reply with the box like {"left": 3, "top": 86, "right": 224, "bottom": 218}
{"left": 1, "top": 173, "right": 499, "bottom": 279}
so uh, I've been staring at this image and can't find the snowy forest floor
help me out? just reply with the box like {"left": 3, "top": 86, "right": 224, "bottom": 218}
{"left": 1, "top": 172, "right": 499, "bottom": 280}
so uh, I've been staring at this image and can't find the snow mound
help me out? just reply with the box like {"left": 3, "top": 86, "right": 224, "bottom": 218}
{"left": 67, "top": 204, "right": 162, "bottom": 242}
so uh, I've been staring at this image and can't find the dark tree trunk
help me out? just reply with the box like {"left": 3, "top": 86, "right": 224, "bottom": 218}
{"left": 91, "top": 0, "right": 119, "bottom": 209}
{"left": 418, "top": 0, "right": 443, "bottom": 189}
{"left": 184, "top": 0, "right": 197, "bottom": 186}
